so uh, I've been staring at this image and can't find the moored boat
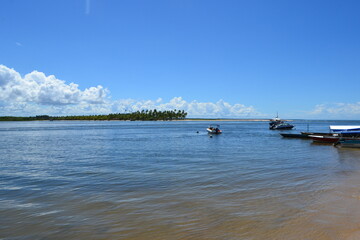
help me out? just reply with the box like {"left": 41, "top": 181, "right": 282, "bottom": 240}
{"left": 335, "top": 139, "right": 360, "bottom": 148}
{"left": 300, "top": 132, "right": 335, "bottom": 136}
{"left": 333, "top": 131, "right": 360, "bottom": 148}
{"left": 309, "top": 135, "right": 340, "bottom": 143}
{"left": 281, "top": 131, "right": 343, "bottom": 139}
{"left": 306, "top": 128, "right": 360, "bottom": 144}
{"left": 330, "top": 125, "right": 360, "bottom": 132}
{"left": 280, "top": 133, "right": 311, "bottom": 138}
{"left": 269, "top": 114, "right": 294, "bottom": 130}
{"left": 271, "top": 122, "right": 294, "bottom": 130}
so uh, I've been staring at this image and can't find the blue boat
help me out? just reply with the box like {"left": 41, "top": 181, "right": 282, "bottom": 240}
{"left": 334, "top": 131, "right": 360, "bottom": 148}
{"left": 337, "top": 139, "right": 360, "bottom": 148}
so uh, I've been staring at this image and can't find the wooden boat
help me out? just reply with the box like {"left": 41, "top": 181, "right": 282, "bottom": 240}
{"left": 207, "top": 125, "right": 222, "bottom": 134}
{"left": 301, "top": 132, "right": 335, "bottom": 136}
{"left": 281, "top": 131, "right": 340, "bottom": 139}
{"left": 336, "top": 139, "right": 360, "bottom": 148}
{"left": 280, "top": 133, "right": 311, "bottom": 139}
{"left": 309, "top": 135, "right": 340, "bottom": 143}
{"left": 333, "top": 131, "right": 360, "bottom": 147}
{"left": 309, "top": 131, "right": 358, "bottom": 144}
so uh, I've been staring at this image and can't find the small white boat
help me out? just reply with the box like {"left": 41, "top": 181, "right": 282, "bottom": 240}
{"left": 207, "top": 125, "right": 222, "bottom": 134}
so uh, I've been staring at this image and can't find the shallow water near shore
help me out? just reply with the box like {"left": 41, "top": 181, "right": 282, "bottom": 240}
{"left": 1, "top": 120, "right": 360, "bottom": 239}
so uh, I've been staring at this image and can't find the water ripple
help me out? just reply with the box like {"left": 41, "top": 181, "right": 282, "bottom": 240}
{"left": 1, "top": 120, "right": 360, "bottom": 239}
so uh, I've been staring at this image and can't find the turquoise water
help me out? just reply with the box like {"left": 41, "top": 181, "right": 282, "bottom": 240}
{"left": 1, "top": 120, "right": 360, "bottom": 239}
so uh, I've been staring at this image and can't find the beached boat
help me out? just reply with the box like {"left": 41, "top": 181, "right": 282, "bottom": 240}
{"left": 207, "top": 125, "right": 222, "bottom": 134}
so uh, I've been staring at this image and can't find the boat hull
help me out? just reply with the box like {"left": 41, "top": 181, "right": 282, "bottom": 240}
{"left": 270, "top": 124, "right": 294, "bottom": 130}
{"left": 338, "top": 139, "right": 360, "bottom": 148}
{"left": 309, "top": 135, "right": 340, "bottom": 143}
{"left": 301, "top": 132, "right": 335, "bottom": 136}
{"left": 280, "top": 133, "right": 310, "bottom": 138}
{"left": 269, "top": 115, "right": 294, "bottom": 130}
{"left": 330, "top": 126, "right": 360, "bottom": 132}
{"left": 207, "top": 129, "right": 222, "bottom": 134}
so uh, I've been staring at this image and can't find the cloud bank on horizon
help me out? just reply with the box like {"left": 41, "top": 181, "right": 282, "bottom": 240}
{"left": 310, "top": 103, "right": 360, "bottom": 119}
{"left": 0, "top": 64, "right": 359, "bottom": 119}
{"left": 0, "top": 65, "right": 263, "bottom": 118}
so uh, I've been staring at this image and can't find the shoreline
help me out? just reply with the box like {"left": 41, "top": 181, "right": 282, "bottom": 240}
{"left": 177, "top": 119, "right": 269, "bottom": 122}
{"left": 0, "top": 118, "right": 271, "bottom": 122}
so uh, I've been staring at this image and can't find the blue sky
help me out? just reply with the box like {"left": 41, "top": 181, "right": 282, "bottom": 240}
{"left": 1, "top": 0, "right": 360, "bottom": 119}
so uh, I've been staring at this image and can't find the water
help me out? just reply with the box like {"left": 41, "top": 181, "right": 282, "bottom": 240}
{"left": 1, "top": 120, "right": 360, "bottom": 239}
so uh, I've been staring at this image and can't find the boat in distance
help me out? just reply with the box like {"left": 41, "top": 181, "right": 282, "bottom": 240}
{"left": 271, "top": 122, "right": 294, "bottom": 130}
{"left": 269, "top": 114, "right": 294, "bottom": 130}
{"left": 207, "top": 125, "right": 222, "bottom": 134}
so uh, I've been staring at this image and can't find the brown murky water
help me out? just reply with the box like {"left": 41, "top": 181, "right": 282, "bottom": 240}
{"left": 1, "top": 121, "right": 360, "bottom": 239}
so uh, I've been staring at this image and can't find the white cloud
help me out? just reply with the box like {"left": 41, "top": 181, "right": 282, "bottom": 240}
{"left": 0, "top": 64, "right": 263, "bottom": 118}
{"left": 0, "top": 65, "right": 108, "bottom": 107}
{"left": 110, "top": 97, "right": 263, "bottom": 118}
{"left": 309, "top": 102, "right": 360, "bottom": 119}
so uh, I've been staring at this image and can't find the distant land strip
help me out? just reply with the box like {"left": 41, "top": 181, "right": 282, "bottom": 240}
{"left": 0, "top": 109, "right": 187, "bottom": 121}
{"left": 0, "top": 110, "right": 271, "bottom": 122}
{"left": 181, "top": 118, "right": 269, "bottom": 122}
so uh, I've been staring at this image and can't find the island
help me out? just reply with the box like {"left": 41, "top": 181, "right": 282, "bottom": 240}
{"left": 0, "top": 109, "right": 187, "bottom": 121}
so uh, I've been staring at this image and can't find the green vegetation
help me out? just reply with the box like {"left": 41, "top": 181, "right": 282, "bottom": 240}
{"left": 0, "top": 109, "right": 187, "bottom": 121}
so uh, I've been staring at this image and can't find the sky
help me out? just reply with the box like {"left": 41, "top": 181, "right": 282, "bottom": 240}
{"left": 1, "top": 0, "right": 360, "bottom": 119}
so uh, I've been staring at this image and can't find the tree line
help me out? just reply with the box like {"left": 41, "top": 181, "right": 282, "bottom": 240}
{"left": 0, "top": 109, "right": 187, "bottom": 121}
